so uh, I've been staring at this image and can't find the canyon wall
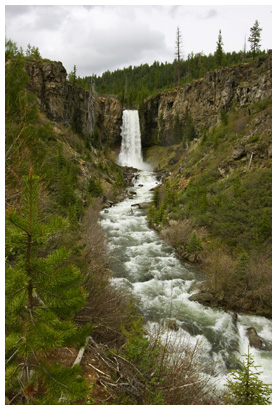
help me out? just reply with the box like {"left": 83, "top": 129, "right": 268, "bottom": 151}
{"left": 26, "top": 60, "right": 123, "bottom": 145}
{"left": 139, "top": 52, "right": 272, "bottom": 146}
{"left": 25, "top": 53, "right": 272, "bottom": 149}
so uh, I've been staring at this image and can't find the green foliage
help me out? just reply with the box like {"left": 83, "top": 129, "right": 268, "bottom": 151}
{"left": 185, "top": 232, "right": 203, "bottom": 254}
{"left": 182, "top": 114, "right": 196, "bottom": 147}
{"left": 6, "top": 38, "right": 42, "bottom": 61}
{"left": 224, "top": 349, "right": 271, "bottom": 405}
{"left": 120, "top": 319, "right": 167, "bottom": 404}
{"left": 173, "top": 114, "right": 183, "bottom": 143}
{"left": 33, "top": 362, "right": 90, "bottom": 404}
{"left": 164, "top": 181, "right": 178, "bottom": 207}
{"left": 91, "top": 128, "right": 101, "bottom": 148}
{"left": 147, "top": 182, "right": 180, "bottom": 227}
{"left": 5, "top": 38, "right": 23, "bottom": 59}
{"left": 220, "top": 109, "right": 229, "bottom": 125}
{"left": 148, "top": 203, "right": 168, "bottom": 226}
{"left": 81, "top": 49, "right": 268, "bottom": 107}
{"left": 5, "top": 51, "right": 30, "bottom": 117}
{"left": 88, "top": 177, "right": 103, "bottom": 197}
{"left": 121, "top": 318, "right": 152, "bottom": 370}
{"left": 153, "top": 187, "right": 160, "bottom": 208}
{"left": 214, "top": 29, "right": 224, "bottom": 67}
{"left": 171, "top": 158, "right": 271, "bottom": 252}
{"left": 248, "top": 20, "right": 263, "bottom": 58}
{"left": 25, "top": 43, "right": 41, "bottom": 59}
{"left": 234, "top": 251, "right": 249, "bottom": 287}
{"left": 5, "top": 171, "right": 89, "bottom": 403}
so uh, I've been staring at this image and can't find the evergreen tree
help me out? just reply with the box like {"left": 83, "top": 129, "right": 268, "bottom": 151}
{"left": 68, "top": 64, "right": 77, "bottom": 84}
{"left": 25, "top": 43, "right": 41, "bottom": 59}
{"left": 175, "top": 26, "right": 183, "bottom": 86}
{"left": 215, "top": 29, "right": 224, "bottom": 67}
{"left": 248, "top": 20, "right": 262, "bottom": 58}
{"left": 5, "top": 170, "right": 89, "bottom": 404}
{"left": 173, "top": 114, "right": 183, "bottom": 143}
{"left": 182, "top": 114, "right": 196, "bottom": 148}
{"left": 224, "top": 348, "right": 271, "bottom": 405}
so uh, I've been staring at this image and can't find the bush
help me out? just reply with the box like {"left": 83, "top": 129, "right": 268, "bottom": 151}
{"left": 88, "top": 177, "right": 103, "bottom": 197}
{"left": 186, "top": 232, "right": 203, "bottom": 254}
{"left": 224, "top": 349, "right": 271, "bottom": 405}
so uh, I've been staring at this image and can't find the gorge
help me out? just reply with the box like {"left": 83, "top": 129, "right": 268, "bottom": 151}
{"left": 5, "top": 48, "right": 272, "bottom": 404}
{"left": 100, "top": 109, "right": 272, "bottom": 391}
{"left": 26, "top": 53, "right": 272, "bottom": 384}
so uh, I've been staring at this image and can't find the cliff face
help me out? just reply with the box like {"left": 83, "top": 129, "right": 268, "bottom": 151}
{"left": 26, "top": 60, "right": 123, "bottom": 145}
{"left": 139, "top": 53, "right": 272, "bottom": 147}
{"left": 25, "top": 54, "right": 272, "bottom": 149}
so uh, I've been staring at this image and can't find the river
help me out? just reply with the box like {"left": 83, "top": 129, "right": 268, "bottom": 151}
{"left": 99, "top": 110, "right": 272, "bottom": 392}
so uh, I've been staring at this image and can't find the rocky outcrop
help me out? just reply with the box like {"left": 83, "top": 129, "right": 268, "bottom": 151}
{"left": 139, "top": 53, "right": 272, "bottom": 146}
{"left": 26, "top": 60, "right": 122, "bottom": 145}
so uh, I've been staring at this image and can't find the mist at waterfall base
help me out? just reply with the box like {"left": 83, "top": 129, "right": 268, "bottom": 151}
{"left": 102, "top": 109, "right": 272, "bottom": 395}
{"left": 118, "top": 110, "right": 153, "bottom": 171}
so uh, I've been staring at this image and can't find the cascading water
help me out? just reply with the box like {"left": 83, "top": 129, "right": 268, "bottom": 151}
{"left": 101, "top": 109, "right": 272, "bottom": 395}
{"left": 118, "top": 109, "right": 152, "bottom": 171}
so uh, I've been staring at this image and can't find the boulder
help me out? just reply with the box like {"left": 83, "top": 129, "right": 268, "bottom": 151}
{"left": 131, "top": 202, "right": 150, "bottom": 210}
{"left": 189, "top": 292, "right": 214, "bottom": 304}
{"left": 246, "top": 327, "right": 263, "bottom": 349}
{"left": 232, "top": 144, "right": 246, "bottom": 160}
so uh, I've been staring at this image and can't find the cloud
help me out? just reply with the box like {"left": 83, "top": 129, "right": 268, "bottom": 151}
{"left": 5, "top": 5, "right": 272, "bottom": 77}
{"left": 43, "top": 6, "right": 166, "bottom": 76}
{"left": 205, "top": 9, "right": 218, "bottom": 19}
{"left": 5, "top": 5, "right": 32, "bottom": 19}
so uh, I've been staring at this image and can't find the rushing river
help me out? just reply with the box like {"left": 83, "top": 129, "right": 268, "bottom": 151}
{"left": 99, "top": 110, "right": 272, "bottom": 391}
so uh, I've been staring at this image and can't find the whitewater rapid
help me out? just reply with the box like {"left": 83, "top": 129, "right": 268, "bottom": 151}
{"left": 100, "top": 170, "right": 272, "bottom": 390}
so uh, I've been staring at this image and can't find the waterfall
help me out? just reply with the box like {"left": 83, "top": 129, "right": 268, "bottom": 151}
{"left": 118, "top": 110, "right": 152, "bottom": 171}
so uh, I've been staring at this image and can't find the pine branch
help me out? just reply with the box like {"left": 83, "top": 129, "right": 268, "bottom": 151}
{"left": 7, "top": 215, "right": 30, "bottom": 236}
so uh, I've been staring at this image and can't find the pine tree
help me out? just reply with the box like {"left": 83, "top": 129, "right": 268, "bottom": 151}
{"left": 215, "top": 29, "right": 224, "bottom": 68}
{"left": 182, "top": 114, "right": 196, "bottom": 148}
{"left": 175, "top": 26, "right": 183, "bottom": 86}
{"left": 248, "top": 20, "right": 262, "bottom": 58}
{"left": 173, "top": 113, "right": 183, "bottom": 143}
{"left": 5, "top": 170, "right": 90, "bottom": 404}
{"left": 224, "top": 348, "right": 271, "bottom": 405}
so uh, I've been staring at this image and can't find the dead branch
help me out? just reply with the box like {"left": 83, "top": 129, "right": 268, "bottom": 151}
{"left": 88, "top": 363, "right": 111, "bottom": 379}
{"left": 86, "top": 337, "right": 147, "bottom": 403}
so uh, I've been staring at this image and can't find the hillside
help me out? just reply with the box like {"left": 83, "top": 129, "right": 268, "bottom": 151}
{"left": 5, "top": 50, "right": 141, "bottom": 405}
{"left": 145, "top": 94, "right": 272, "bottom": 317}
{"left": 5, "top": 42, "right": 272, "bottom": 405}
{"left": 81, "top": 49, "right": 267, "bottom": 107}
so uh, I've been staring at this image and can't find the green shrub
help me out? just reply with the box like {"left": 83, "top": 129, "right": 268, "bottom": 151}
{"left": 224, "top": 349, "right": 271, "bottom": 405}
{"left": 88, "top": 177, "right": 103, "bottom": 197}
{"left": 185, "top": 232, "right": 203, "bottom": 254}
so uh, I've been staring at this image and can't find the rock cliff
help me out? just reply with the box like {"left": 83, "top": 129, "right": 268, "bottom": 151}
{"left": 26, "top": 60, "right": 123, "bottom": 145}
{"left": 139, "top": 52, "right": 272, "bottom": 146}
{"left": 25, "top": 54, "right": 272, "bottom": 150}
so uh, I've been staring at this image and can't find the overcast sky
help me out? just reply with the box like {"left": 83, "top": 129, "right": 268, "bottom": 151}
{"left": 5, "top": 2, "right": 272, "bottom": 78}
